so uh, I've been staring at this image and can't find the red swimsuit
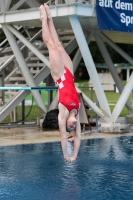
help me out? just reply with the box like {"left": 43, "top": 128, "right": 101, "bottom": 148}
{"left": 55, "top": 67, "right": 80, "bottom": 112}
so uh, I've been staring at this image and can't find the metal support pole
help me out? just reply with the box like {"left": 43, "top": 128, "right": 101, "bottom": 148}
{"left": 0, "top": 71, "right": 4, "bottom": 104}
{"left": 46, "top": 74, "right": 55, "bottom": 107}
{"left": 0, "top": 0, "right": 11, "bottom": 12}
{"left": 90, "top": 86, "right": 94, "bottom": 123}
{"left": 96, "top": 98, "right": 99, "bottom": 131}
{"left": 69, "top": 16, "right": 111, "bottom": 121}
{"left": 112, "top": 72, "right": 133, "bottom": 122}
{"left": 2, "top": 24, "right": 47, "bottom": 114}
{"left": 94, "top": 32, "right": 133, "bottom": 113}
{"left": 26, "top": 0, "right": 39, "bottom": 8}
{"left": 73, "top": 31, "right": 94, "bottom": 72}
{"left": 98, "top": 31, "right": 133, "bottom": 65}
{"left": 6, "top": 24, "right": 50, "bottom": 68}
{"left": 18, "top": 41, "right": 28, "bottom": 124}
{"left": 21, "top": 100, "right": 25, "bottom": 125}
{"left": 76, "top": 87, "right": 105, "bottom": 119}
{"left": 10, "top": 0, "right": 26, "bottom": 11}
{"left": 127, "top": 68, "right": 130, "bottom": 82}
{"left": 48, "top": 93, "right": 58, "bottom": 111}
{"left": 13, "top": 108, "right": 17, "bottom": 122}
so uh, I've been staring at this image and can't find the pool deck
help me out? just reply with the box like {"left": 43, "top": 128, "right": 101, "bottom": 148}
{"left": 0, "top": 125, "right": 133, "bottom": 147}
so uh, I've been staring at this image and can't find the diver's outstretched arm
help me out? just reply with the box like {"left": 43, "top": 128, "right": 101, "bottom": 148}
{"left": 70, "top": 115, "right": 81, "bottom": 162}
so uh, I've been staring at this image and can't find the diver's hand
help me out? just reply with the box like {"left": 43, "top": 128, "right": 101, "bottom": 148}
{"left": 70, "top": 155, "right": 77, "bottom": 162}
{"left": 64, "top": 155, "right": 71, "bottom": 162}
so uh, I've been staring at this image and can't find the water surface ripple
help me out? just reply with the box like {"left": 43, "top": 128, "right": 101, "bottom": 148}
{"left": 0, "top": 136, "right": 133, "bottom": 200}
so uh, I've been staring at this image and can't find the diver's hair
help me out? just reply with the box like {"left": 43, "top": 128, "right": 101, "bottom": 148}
{"left": 66, "top": 127, "right": 75, "bottom": 133}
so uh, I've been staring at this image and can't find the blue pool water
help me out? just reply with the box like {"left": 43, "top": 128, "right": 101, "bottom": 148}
{"left": 0, "top": 136, "right": 133, "bottom": 200}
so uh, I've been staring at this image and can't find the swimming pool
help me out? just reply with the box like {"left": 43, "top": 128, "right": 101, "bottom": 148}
{"left": 0, "top": 136, "right": 133, "bottom": 200}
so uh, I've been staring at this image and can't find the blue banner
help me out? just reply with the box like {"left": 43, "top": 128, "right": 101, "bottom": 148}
{"left": 96, "top": 0, "right": 133, "bottom": 32}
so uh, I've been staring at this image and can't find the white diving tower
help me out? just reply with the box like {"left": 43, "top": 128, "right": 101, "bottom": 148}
{"left": 0, "top": 0, "right": 133, "bottom": 132}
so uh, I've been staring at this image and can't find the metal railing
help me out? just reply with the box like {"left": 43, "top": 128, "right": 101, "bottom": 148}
{"left": 5, "top": 0, "right": 96, "bottom": 12}
{"left": 48, "top": 0, "right": 96, "bottom": 5}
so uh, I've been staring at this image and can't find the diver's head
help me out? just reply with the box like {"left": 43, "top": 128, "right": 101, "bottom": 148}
{"left": 66, "top": 115, "right": 77, "bottom": 132}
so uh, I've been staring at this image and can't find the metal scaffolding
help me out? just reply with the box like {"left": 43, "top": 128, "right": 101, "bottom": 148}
{"left": 0, "top": 0, "right": 133, "bottom": 130}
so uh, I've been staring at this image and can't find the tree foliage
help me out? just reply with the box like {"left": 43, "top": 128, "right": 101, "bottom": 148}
{"left": 75, "top": 41, "right": 133, "bottom": 81}
{"left": 89, "top": 41, "right": 133, "bottom": 63}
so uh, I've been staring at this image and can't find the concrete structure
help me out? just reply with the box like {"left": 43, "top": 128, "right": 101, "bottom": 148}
{"left": 0, "top": 0, "right": 133, "bottom": 132}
